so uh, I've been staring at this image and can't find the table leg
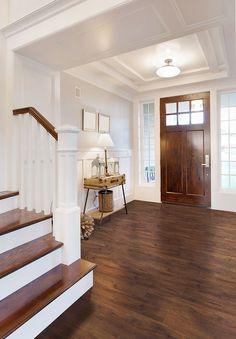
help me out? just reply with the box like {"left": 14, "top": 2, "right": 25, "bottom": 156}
{"left": 83, "top": 188, "right": 89, "bottom": 214}
{"left": 100, "top": 190, "right": 105, "bottom": 224}
{"left": 121, "top": 184, "right": 128, "bottom": 214}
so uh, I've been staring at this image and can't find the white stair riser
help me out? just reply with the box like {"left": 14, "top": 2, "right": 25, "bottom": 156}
{"left": 0, "top": 196, "right": 18, "bottom": 214}
{"left": 0, "top": 219, "right": 52, "bottom": 254}
{"left": 6, "top": 271, "right": 93, "bottom": 339}
{"left": 0, "top": 248, "right": 62, "bottom": 301}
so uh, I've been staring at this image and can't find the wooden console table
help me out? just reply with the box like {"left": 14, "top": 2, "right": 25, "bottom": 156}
{"left": 83, "top": 174, "right": 127, "bottom": 222}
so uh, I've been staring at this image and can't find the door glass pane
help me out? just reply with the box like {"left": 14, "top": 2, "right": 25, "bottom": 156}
{"left": 230, "top": 121, "right": 236, "bottom": 133}
{"left": 178, "top": 113, "right": 190, "bottom": 125}
{"left": 141, "top": 102, "right": 155, "bottom": 184}
{"left": 149, "top": 102, "right": 154, "bottom": 112}
{"left": 143, "top": 103, "right": 149, "bottom": 114}
{"left": 229, "top": 93, "right": 236, "bottom": 107}
{"left": 221, "top": 162, "right": 229, "bottom": 174}
{"left": 221, "top": 148, "right": 229, "bottom": 161}
{"left": 221, "top": 121, "right": 229, "bottom": 134}
{"left": 166, "top": 115, "right": 177, "bottom": 126}
{"left": 191, "top": 112, "right": 204, "bottom": 124}
{"left": 229, "top": 107, "right": 236, "bottom": 120}
{"left": 230, "top": 148, "right": 236, "bottom": 161}
{"left": 178, "top": 101, "right": 189, "bottom": 112}
{"left": 220, "top": 91, "right": 236, "bottom": 190}
{"left": 230, "top": 162, "right": 236, "bottom": 175}
{"left": 230, "top": 176, "right": 236, "bottom": 189}
{"left": 221, "top": 135, "right": 229, "bottom": 147}
{"left": 166, "top": 103, "right": 177, "bottom": 114}
{"left": 221, "top": 175, "right": 230, "bottom": 189}
{"left": 230, "top": 134, "right": 236, "bottom": 147}
{"left": 191, "top": 99, "right": 203, "bottom": 111}
{"left": 221, "top": 93, "right": 228, "bottom": 107}
{"left": 221, "top": 108, "right": 229, "bottom": 120}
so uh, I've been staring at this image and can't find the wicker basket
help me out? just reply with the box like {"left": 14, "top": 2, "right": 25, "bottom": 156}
{"left": 98, "top": 190, "right": 113, "bottom": 212}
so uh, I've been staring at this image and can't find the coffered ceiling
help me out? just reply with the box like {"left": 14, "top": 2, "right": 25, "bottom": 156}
{"left": 17, "top": 0, "right": 235, "bottom": 95}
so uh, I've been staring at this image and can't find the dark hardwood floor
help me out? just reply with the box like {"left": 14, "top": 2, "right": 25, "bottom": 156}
{"left": 37, "top": 201, "right": 236, "bottom": 339}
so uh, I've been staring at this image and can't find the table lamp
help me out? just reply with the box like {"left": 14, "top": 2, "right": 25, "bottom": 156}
{"left": 98, "top": 133, "right": 114, "bottom": 176}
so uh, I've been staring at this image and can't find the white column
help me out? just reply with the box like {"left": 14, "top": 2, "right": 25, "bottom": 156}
{"left": 53, "top": 125, "right": 80, "bottom": 265}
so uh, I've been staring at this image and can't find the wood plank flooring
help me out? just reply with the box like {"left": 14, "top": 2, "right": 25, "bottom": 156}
{"left": 37, "top": 201, "right": 236, "bottom": 339}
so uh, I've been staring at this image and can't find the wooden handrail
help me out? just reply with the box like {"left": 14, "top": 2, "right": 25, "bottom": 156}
{"left": 13, "top": 107, "right": 58, "bottom": 140}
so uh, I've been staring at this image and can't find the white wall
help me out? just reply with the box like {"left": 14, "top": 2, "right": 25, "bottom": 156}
{"left": 61, "top": 72, "right": 132, "bottom": 149}
{"left": 60, "top": 71, "right": 134, "bottom": 211}
{"left": 8, "top": 0, "right": 55, "bottom": 23}
{"left": 0, "top": 0, "right": 9, "bottom": 28}
{"left": 14, "top": 55, "right": 60, "bottom": 126}
{"left": 134, "top": 77, "right": 236, "bottom": 212}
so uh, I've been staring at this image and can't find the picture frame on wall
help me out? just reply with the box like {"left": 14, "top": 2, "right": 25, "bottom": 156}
{"left": 82, "top": 109, "right": 97, "bottom": 132}
{"left": 98, "top": 113, "right": 110, "bottom": 133}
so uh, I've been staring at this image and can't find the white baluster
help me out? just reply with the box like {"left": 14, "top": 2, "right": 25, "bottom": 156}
{"left": 11, "top": 115, "right": 20, "bottom": 191}
{"left": 19, "top": 114, "right": 28, "bottom": 209}
{"left": 26, "top": 115, "right": 34, "bottom": 211}
{"left": 34, "top": 122, "right": 42, "bottom": 213}
{"left": 42, "top": 130, "right": 51, "bottom": 214}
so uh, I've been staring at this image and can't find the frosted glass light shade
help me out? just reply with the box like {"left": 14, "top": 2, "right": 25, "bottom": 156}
{"left": 98, "top": 133, "right": 114, "bottom": 148}
{"left": 156, "top": 59, "right": 180, "bottom": 78}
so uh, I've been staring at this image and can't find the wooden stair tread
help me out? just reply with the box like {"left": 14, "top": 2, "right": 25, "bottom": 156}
{"left": 0, "top": 208, "right": 52, "bottom": 236}
{"left": 0, "top": 191, "right": 19, "bottom": 200}
{"left": 0, "top": 259, "right": 96, "bottom": 338}
{"left": 0, "top": 234, "right": 63, "bottom": 278}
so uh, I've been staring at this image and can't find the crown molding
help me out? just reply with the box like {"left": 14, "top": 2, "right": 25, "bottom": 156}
{"left": 1, "top": 0, "right": 85, "bottom": 38}
{"left": 1, "top": 0, "right": 134, "bottom": 40}
{"left": 138, "top": 70, "right": 228, "bottom": 92}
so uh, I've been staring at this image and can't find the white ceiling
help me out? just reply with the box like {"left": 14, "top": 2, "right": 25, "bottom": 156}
{"left": 17, "top": 0, "right": 235, "bottom": 95}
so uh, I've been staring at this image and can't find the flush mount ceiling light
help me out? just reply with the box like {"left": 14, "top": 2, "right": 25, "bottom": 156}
{"left": 156, "top": 58, "right": 181, "bottom": 78}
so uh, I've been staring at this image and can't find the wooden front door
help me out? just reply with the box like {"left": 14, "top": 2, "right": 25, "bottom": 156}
{"left": 160, "top": 92, "right": 211, "bottom": 206}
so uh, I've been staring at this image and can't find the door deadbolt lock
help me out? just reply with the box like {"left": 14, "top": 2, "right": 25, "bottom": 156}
{"left": 202, "top": 154, "right": 210, "bottom": 168}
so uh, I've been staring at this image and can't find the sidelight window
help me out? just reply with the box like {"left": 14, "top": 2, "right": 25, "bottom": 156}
{"left": 140, "top": 102, "right": 155, "bottom": 184}
{"left": 219, "top": 91, "right": 236, "bottom": 190}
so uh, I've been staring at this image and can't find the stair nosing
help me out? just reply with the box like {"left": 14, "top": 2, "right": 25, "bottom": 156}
{"left": 0, "top": 209, "right": 52, "bottom": 236}
{"left": 0, "top": 235, "right": 63, "bottom": 278}
{"left": 0, "top": 191, "right": 19, "bottom": 200}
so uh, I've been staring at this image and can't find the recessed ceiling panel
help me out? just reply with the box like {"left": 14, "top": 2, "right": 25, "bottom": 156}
{"left": 113, "top": 34, "right": 208, "bottom": 80}
{"left": 173, "top": 0, "right": 228, "bottom": 26}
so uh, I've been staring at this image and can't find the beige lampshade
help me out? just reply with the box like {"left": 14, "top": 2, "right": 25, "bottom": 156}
{"left": 98, "top": 133, "right": 114, "bottom": 148}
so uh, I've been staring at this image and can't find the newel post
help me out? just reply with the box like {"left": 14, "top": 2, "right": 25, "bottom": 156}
{"left": 53, "top": 125, "right": 80, "bottom": 265}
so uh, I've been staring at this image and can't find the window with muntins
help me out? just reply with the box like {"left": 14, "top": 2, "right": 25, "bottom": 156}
{"left": 220, "top": 91, "right": 236, "bottom": 190}
{"left": 141, "top": 102, "right": 155, "bottom": 184}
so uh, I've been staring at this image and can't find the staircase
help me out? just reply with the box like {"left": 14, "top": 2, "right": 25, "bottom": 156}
{"left": 0, "top": 193, "right": 95, "bottom": 338}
